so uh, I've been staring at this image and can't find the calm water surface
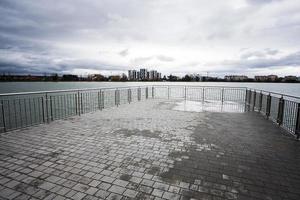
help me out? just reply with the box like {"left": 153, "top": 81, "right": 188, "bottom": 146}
{"left": 0, "top": 82, "right": 299, "bottom": 97}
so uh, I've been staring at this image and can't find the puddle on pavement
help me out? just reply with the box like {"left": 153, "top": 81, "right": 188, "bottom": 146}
{"left": 172, "top": 100, "right": 245, "bottom": 113}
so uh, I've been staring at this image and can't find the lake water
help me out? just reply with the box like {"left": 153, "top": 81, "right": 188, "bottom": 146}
{"left": 0, "top": 82, "right": 300, "bottom": 97}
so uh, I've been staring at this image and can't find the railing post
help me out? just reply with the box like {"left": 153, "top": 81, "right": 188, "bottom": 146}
{"left": 1, "top": 100, "right": 6, "bottom": 132}
{"left": 115, "top": 89, "right": 119, "bottom": 106}
{"left": 146, "top": 87, "right": 148, "bottom": 99}
{"left": 244, "top": 89, "right": 248, "bottom": 111}
{"left": 167, "top": 86, "right": 170, "bottom": 99}
{"left": 138, "top": 88, "right": 141, "bottom": 101}
{"left": 259, "top": 91, "right": 263, "bottom": 112}
{"left": 266, "top": 93, "right": 271, "bottom": 118}
{"left": 184, "top": 86, "right": 187, "bottom": 100}
{"left": 75, "top": 93, "right": 78, "bottom": 115}
{"left": 253, "top": 90, "right": 256, "bottom": 111}
{"left": 277, "top": 96, "right": 284, "bottom": 126}
{"left": 78, "top": 90, "right": 83, "bottom": 116}
{"left": 248, "top": 90, "right": 252, "bottom": 108}
{"left": 77, "top": 91, "right": 81, "bottom": 116}
{"left": 45, "top": 93, "right": 50, "bottom": 123}
{"left": 128, "top": 89, "right": 131, "bottom": 103}
{"left": 295, "top": 103, "right": 300, "bottom": 140}
{"left": 202, "top": 88, "right": 205, "bottom": 102}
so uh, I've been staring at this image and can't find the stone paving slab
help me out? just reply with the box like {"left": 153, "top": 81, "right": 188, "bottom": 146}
{"left": 0, "top": 99, "right": 300, "bottom": 200}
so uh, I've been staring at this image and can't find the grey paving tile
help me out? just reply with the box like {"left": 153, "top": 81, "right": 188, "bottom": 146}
{"left": 108, "top": 185, "right": 126, "bottom": 195}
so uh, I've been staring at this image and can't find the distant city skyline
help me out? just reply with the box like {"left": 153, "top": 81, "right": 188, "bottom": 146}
{"left": 0, "top": 0, "right": 300, "bottom": 77}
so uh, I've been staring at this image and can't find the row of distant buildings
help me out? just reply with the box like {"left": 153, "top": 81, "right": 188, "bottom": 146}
{"left": 128, "top": 69, "right": 162, "bottom": 81}
{"left": 224, "top": 75, "right": 299, "bottom": 82}
{"left": 1, "top": 72, "right": 299, "bottom": 82}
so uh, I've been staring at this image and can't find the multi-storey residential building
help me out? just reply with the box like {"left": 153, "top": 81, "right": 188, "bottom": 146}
{"left": 225, "top": 75, "right": 248, "bottom": 81}
{"left": 128, "top": 70, "right": 138, "bottom": 80}
{"left": 284, "top": 76, "right": 297, "bottom": 81}
{"left": 267, "top": 75, "right": 278, "bottom": 82}
{"left": 255, "top": 75, "right": 278, "bottom": 82}
{"left": 128, "top": 68, "right": 162, "bottom": 81}
{"left": 149, "top": 70, "right": 158, "bottom": 80}
{"left": 140, "top": 69, "right": 148, "bottom": 80}
{"left": 157, "top": 73, "right": 162, "bottom": 80}
{"left": 254, "top": 76, "right": 267, "bottom": 81}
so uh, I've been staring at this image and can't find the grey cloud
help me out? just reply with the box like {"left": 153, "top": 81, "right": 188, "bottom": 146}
{"left": 0, "top": 0, "right": 299, "bottom": 76}
{"left": 247, "top": 0, "right": 282, "bottom": 5}
{"left": 156, "top": 55, "right": 174, "bottom": 62}
{"left": 240, "top": 49, "right": 280, "bottom": 59}
{"left": 223, "top": 51, "right": 300, "bottom": 69}
{"left": 130, "top": 54, "right": 175, "bottom": 65}
{"left": 119, "top": 49, "right": 129, "bottom": 57}
{"left": 131, "top": 56, "right": 154, "bottom": 65}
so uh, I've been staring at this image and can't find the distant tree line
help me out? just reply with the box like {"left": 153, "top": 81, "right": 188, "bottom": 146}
{"left": 0, "top": 73, "right": 299, "bottom": 83}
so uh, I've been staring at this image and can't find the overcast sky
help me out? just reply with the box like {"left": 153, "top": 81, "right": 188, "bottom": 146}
{"left": 0, "top": 0, "right": 300, "bottom": 77}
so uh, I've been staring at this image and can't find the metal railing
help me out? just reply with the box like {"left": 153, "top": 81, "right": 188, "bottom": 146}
{"left": 0, "top": 85, "right": 299, "bottom": 139}
{"left": 0, "top": 86, "right": 151, "bottom": 133}
{"left": 246, "top": 89, "right": 300, "bottom": 139}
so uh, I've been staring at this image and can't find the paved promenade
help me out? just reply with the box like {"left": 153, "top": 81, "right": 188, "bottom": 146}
{"left": 0, "top": 100, "right": 299, "bottom": 200}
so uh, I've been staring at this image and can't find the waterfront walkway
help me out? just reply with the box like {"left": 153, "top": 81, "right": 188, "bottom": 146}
{"left": 0, "top": 100, "right": 299, "bottom": 200}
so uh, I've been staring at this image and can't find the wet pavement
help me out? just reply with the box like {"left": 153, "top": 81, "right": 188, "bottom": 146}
{"left": 0, "top": 99, "right": 299, "bottom": 200}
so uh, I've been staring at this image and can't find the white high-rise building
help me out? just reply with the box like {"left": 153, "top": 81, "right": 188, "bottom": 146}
{"left": 128, "top": 70, "right": 138, "bottom": 80}
{"left": 140, "top": 69, "right": 148, "bottom": 80}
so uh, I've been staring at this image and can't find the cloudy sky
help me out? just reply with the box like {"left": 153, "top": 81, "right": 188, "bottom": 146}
{"left": 0, "top": 0, "right": 300, "bottom": 77}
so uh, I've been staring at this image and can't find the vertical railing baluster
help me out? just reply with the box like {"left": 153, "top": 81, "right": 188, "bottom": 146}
{"left": 259, "top": 91, "right": 263, "bottom": 112}
{"left": 146, "top": 87, "right": 148, "bottom": 99}
{"left": 80, "top": 92, "right": 83, "bottom": 114}
{"left": 248, "top": 90, "right": 252, "bottom": 111}
{"left": 98, "top": 90, "right": 101, "bottom": 110}
{"left": 152, "top": 86, "right": 154, "bottom": 98}
{"left": 1, "top": 100, "right": 6, "bottom": 132}
{"left": 28, "top": 98, "right": 33, "bottom": 125}
{"left": 202, "top": 88, "right": 205, "bottom": 102}
{"left": 41, "top": 96, "right": 45, "bottom": 123}
{"left": 253, "top": 91, "right": 256, "bottom": 111}
{"left": 115, "top": 89, "right": 118, "bottom": 106}
{"left": 184, "top": 86, "right": 187, "bottom": 100}
{"left": 167, "top": 86, "right": 170, "bottom": 99}
{"left": 24, "top": 99, "right": 27, "bottom": 126}
{"left": 19, "top": 99, "right": 23, "bottom": 127}
{"left": 101, "top": 90, "right": 105, "bottom": 109}
{"left": 138, "top": 87, "right": 141, "bottom": 101}
{"left": 128, "top": 89, "right": 131, "bottom": 104}
{"left": 244, "top": 89, "right": 248, "bottom": 112}
{"left": 45, "top": 93, "right": 49, "bottom": 122}
{"left": 75, "top": 93, "right": 78, "bottom": 115}
{"left": 49, "top": 96, "right": 53, "bottom": 121}
{"left": 221, "top": 88, "right": 224, "bottom": 103}
{"left": 13, "top": 99, "right": 18, "bottom": 128}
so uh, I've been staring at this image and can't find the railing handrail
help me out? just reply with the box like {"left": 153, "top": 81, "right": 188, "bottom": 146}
{"left": 0, "top": 85, "right": 149, "bottom": 97}
{"left": 247, "top": 88, "right": 300, "bottom": 100}
{"left": 0, "top": 85, "right": 298, "bottom": 100}
{"left": 0, "top": 85, "right": 247, "bottom": 97}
